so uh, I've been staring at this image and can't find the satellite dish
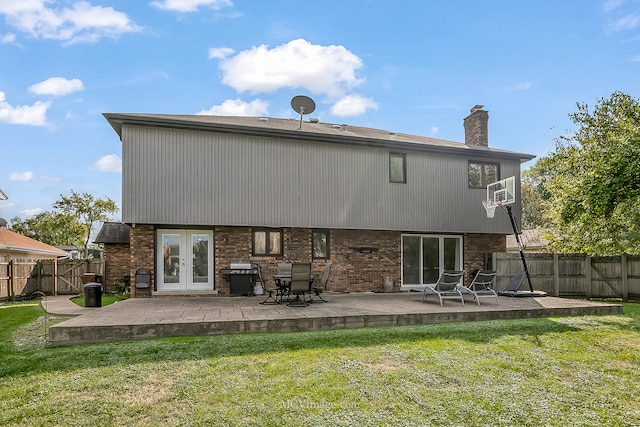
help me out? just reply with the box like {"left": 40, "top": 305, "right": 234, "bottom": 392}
{"left": 291, "top": 95, "right": 316, "bottom": 130}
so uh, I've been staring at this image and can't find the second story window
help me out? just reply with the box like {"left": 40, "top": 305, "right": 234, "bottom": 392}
{"left": 252, "top": 228, "right": 282, "bottom": 256}
{"left": 468, "top": 161, "right": 499, "bottom": 188}
{"left": 390, "top": 152, "right": 406, "bottom": 183}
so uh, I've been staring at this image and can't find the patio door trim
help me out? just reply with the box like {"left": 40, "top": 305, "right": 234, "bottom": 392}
{"left": 156, "top": 229, "right": 214, "bottom": 292}
{"left": 401, "top": 233, "right": 463, "bottom": 286}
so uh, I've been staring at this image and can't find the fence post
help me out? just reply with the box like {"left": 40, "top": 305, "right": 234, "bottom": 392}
{"left": 585, "top": 255, "right": 592, "bottom": 299}
{"left": 621, "top": 254, "right": 628, "bottom": 302}
{"left": 8, "top": 260, "right": 14, "bottom": 302}
{"left": 553, "top": 253, "right": 560, "bottom": 297}
{"left": 37, "top": 261, "right": 42, "bottom": 292}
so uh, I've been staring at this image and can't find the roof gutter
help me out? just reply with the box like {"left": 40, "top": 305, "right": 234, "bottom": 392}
{"left": 0, "top": 243, "right": 68, "bottom": 257}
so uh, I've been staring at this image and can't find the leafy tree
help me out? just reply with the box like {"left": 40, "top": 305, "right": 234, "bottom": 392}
{"left": 53, "top": 190, "right": 119, "bottom": 258}
{"left": 9, "top": 212, "right": 85, "bottom": 248}
{"left": 537, "top": 91, "right": 640, "bottom": 255}
{"left": 520, "top": 163, "right": 553, "bottom": 230}
{"left": 10, "top": 190, "right": 119, "bottom": 258}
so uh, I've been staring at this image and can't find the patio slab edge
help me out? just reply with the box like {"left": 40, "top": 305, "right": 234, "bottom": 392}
{"left": 47, "top": 302, "right": 622, "bottom": 347}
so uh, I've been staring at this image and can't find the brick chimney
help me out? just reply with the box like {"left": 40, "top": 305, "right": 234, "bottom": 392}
{"left": 464, "top": 105, "right": 489, "bottom": 147}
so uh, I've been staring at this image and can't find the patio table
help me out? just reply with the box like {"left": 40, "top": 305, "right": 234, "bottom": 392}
{"left": 274, "top": 274, "right": 316, "bottom": 303}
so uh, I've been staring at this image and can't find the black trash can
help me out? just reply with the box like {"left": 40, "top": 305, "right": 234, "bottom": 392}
{"left": 83, "top": 282, "right": 103, "bottom": 308}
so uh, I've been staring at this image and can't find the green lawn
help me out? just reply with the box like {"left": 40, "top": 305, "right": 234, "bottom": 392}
{"left": 0, "top": 300, "right": 639, "bottom": 426}
{"left": 71, "top": 293, "right": 129, "bottom": 307}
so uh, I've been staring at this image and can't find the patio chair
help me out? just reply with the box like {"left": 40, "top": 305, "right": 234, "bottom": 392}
{"left": 277, "top": 263, "right": 292, "bottom": 276}
{"left": 460, "top": 270, "right": 499, "bottom": 305}
{"left": 275, "top": 263, "right": 293, "bottom": 302}
{"left": 287, "top": 263, "right": 311, "bottom": 307}
{"left": 309, "top": 262, "right": 332, "bottom": 303}
{"left": 421, "top": 270, "right": 465, "bottom": 306}
{"left": 256, "top": 263, "right": 278, "bottom": 305}
{"left": 259, "top": 268, "right": 281, "bottom": 305}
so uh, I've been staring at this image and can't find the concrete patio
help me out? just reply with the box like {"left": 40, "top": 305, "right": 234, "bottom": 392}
{"left": 44, "top": 292, "right": 622, "bottom": 347}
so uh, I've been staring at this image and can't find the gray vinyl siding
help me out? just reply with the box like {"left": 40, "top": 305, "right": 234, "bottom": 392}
{"left": 122, "top": 125, "right": 520, "bottom": 234}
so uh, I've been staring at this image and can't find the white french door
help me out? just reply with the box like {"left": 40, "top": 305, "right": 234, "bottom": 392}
{"left": 156, "top": 229, "right": 214, "bottom": 291}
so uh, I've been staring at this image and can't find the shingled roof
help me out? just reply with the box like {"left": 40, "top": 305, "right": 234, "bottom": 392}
{"left": 0, "top": 228, "right": 68, "bottom": 258}
{"left": 103, "top": 113, "right": 535, "bottom": 163}
{"left": 94, "top": 222, "right": 130, "bottom": 244}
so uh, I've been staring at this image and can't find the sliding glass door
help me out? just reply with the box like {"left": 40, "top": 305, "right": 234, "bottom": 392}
{"left": 402, "top": 234, "right": 462, "bottom": 285}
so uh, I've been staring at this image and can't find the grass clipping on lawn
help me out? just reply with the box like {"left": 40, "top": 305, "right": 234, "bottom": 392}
{"left": 12, "top": 314, "right": 69, "bottom": 350}
{"left": 0, "top": 302, "right": 639, "bottom": 427}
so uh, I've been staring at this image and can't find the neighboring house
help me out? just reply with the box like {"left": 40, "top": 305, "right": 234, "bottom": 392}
{"left": 506, "top": 229, "right": 549, "bottom": 252}
{"left": 94, "top": 222, "right": 131, "bottom": 292}
{"left": 56, "top": 246, "right": 102, "bottom": 260}
{"left": 0, "top": 225, "right": 69, "bottom": 298}
{"left": 0, "top": 227, "right": 69, "bottom": 260}
{"left": 103, "top": 105, "right": 534, "bottom": 297}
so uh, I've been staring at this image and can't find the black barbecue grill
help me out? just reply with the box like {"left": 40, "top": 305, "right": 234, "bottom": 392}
{"left": 220, "top": 261, "right": 257, "bottom": 295}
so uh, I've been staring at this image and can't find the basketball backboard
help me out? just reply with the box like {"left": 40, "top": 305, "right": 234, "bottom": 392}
{"left": 486, "top": 176, "right": 515, "bottom": 206}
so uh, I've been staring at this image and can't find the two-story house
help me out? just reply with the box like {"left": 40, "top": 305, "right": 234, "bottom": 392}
{"left": 103, "top": 105, "right": 534, "bottom": 297}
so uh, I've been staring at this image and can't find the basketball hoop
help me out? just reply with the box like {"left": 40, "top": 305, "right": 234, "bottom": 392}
{"left": 482, "top": 199, "right": 500, "bottom": 218}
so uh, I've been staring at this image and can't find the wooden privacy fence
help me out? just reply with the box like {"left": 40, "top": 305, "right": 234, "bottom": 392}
{"left": 0, "top": 259, "right": 104, "bottom": 301}
{"left": 495, "top": 253, "right": 640, "bottom": 300}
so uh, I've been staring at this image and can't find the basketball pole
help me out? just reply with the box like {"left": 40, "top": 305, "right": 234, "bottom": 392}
{"left": 505, "top": 205, "right": 534, "bottom": 292}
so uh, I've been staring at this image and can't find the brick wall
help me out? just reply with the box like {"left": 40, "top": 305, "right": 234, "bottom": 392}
{"left": 214, "top": 226, "right": 252, "bottom": 295}
{"left": 122, "top": 225, "right": 505, "bottom": 297}
{"left": 129, "top": 225, "right": 154, "bottom": 298}
{"left": 464, "top": 233, "right": 505, "bottom": 285}
{"left": 212, "top": 227, "right": 401, "bottom": 294}
{"left": 102, "top": 243, "right": 130, "bottom": 293}
{"left": 330, "top": 229, "right": 400, "bottom": 292}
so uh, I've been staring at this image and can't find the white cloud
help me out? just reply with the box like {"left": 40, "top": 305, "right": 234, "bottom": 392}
{"left": 9, "top": 171, "right": 34, "bottom": 181}
{"left": 0, "top": 91, "right": 50, "bottom": 126}
{"left": 330, "top": 95, "right": 378, "bottom": 117}
{"left": 508, "top": 82, "right": 533, "bottom": 90}
{"left": 430, "top": 127, "right": 439, "bottom": 136}
{"left": 208, "top": 47, "right": 234, "bottom": 59}
{"left": 216, "top": 39, "right": 365, "bottom": 99}
{"left": 603, "top": 0, "right": 625, "bottom": 13}
{"left": 21, "top": 208, "right": 44, "bottom": 217}
{"left": 93, "top": 154, "right": 122, "bottom": 172}
{"left": 198, "top": 98, "right": 269, "bottom": 116}
{"left": 0, "top": 0, "right": 141, "bottom": 44}
{"left": 150, "top": 0, "right": 233, "bottom": 13}
{"left": 1, "top": 32, "right": 15, "bottom": 43}
{"left": 29, "top": 77, "right": 84, "bottom": 96}
{"left": 607, "top": 14, "right": 640, "bottom": 31}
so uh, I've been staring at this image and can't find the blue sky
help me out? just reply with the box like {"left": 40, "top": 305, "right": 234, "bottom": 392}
{"left": 1, "top": 0, "right": 639, "bottom": 223}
